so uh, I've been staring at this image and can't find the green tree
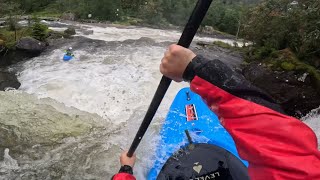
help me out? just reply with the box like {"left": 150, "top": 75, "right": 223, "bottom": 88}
{"left": 242, "top": 0, "right": 320, "bottom": 60}
{"left": 32, "top": 21, "right": 48, "bottom": 41}
{"left": 202, "top": 0, "right": 248, "bottom": 35}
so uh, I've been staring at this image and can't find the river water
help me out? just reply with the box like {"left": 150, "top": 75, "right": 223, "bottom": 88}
{"left": 1, "top": 22, "right": 319, "bottom": 179}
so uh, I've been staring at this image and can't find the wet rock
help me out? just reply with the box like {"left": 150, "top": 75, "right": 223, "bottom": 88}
{"left": 122, "top": 37, "right": 156, "bottom": 46}
{"left": 40, "top": 17, "right": 60, "bottom": 22}
{"left": 16, "top": 37, "right": 46, "bottom": 53}
{"left": 0, "top": 44, "right": 4, "bottom": 55}
{"left": 0, "top": 91, "right": 108, "bottom": 159}
{"left": 47, "top": 30, "right": 72, "bottom": 39}
{"left": 0, "top": 21, "right": 5, "bottom": 26}
{"left": 242, "top": 62, "right": 320, "bottom": 118}
{"left": 198, "top": 26, "right": 235, "bottom": 39}
{"left": 64, "top": 27, "right": 76, "bottom": 36}
{"left": 200, "top": 26, "right": 215, "bottom": 35}
{"left": 61, "top": 13, "right": 75, "bottom": 21}
{"left": 0, "top": 49, "right": 39, "bottom": 66}
{"left": 82, "top": 30, "right": 94, "bottom": 35}
{"left": 0, "top": 71, "right": 20, "bottom": 90}
{"left": 191, "top": 43, "right": 243, "bottom": 68}
{"left": 47, "top": 30, "right": 65, "bottom": 39}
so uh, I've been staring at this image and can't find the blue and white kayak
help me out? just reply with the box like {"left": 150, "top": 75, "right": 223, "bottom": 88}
{"left": 148, "top": 87, "right": 248, "bottom": 180}
{"left": 63, "top": 54, "right": 73, "bottom": 61}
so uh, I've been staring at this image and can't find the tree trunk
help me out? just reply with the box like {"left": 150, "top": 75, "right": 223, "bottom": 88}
{"left": 14, "top": 16, "right": 17, "bottom": 41}
{"left": 236, "top": 19, "right": 241, "bottom": 40}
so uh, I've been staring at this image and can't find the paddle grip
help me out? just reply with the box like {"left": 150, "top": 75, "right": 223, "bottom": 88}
{"left": 127, "top": 0, "right": 213, "bottom": 158}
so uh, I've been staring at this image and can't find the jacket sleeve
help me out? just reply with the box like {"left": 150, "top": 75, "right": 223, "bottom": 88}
{"left": 187, "top": 56, "right": 320, "bottom": 179}
{"left": 112, "top": 173, "right": 136, "bottom": 180}
{"left": 112, "top": 165, "right": 136, "bottom": 180}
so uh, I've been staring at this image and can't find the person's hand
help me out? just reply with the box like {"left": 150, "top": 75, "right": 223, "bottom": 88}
{"left": 160, "top": 44, "right": 196, "bottom": 82}
{"left": 120, "top": 151, "right": 136, "bottom": 167}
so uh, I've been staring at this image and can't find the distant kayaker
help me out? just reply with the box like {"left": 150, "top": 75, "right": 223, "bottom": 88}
{"left": 113, "top": 44, "right": 320, "bottom": 180}
{"left": 65, "top": 47, "right": 73, "bottom": 56}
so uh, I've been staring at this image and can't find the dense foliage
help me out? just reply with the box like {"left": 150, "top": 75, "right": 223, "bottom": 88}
{"left": 0, "top": 0, "right": 260, "bottom": 35}
{"left": 31, "top": 21, "right": 48, "bottom": 41}
{"left": 1, "top": 0, "right": 319, "bottom": 65}
{"left": 242, "top": 0, "right": 319, "bottom": 64}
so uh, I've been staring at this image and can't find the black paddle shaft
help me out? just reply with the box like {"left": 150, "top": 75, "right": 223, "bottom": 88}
{"left": 127, "top": 0, "right": 213, "bottom": 157}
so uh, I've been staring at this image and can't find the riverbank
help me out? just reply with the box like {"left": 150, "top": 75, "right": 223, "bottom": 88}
{"left": 199, "top": 41, "right": 320, "bottom": 118}
{"left": 0, "top": 20, "right": 76, "bottom": 91}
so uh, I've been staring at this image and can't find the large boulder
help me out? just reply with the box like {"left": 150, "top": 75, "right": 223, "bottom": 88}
{"left": 0, "top": 49, "right": 38, "bottom": 66}
{"left": 61, "top": 13, "right": 75, "bottom": 21}
{"left": 242, "top": 62, "right": 320, "bottom": 118}
{"left": 64, "top": 27, "right": 76, "bottom": 36}
{"left": 16, "top": 37, "right": 46, "bottom": 53}
{"left": 0, "top": 91, "right": 109, "bottom": 158}
{"left": 0, "top": 70, "right": 20, "bottom": 90}
{"left": 201, "top": 25, "right": 215, "bottom": 34}
{"left": 47, "top": 30, "right": 65, "bottom": 39}
{"left": 82, "top": 29, "right": 94, "bottom": 35}
{"left": 0, "top": 39, "right": 4, "bottom": 59}
{"left": 0, "top": 41, "right": 4, "bottom": 58}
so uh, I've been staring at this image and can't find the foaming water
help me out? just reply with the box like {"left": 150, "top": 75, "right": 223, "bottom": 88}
{"left": 18, "top": 44, "right": 186, "bottom": 123}
{"left": 77, "top": 24, "right": 244, "bottom": 46}
{"left": 15, "top": 30, "right": 187, "bottom": 179}
{"left": 303, "top": 107, "right": 320, "bottom": 149}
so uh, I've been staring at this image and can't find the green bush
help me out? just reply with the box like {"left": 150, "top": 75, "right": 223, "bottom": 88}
{"left": 0, "top": 27, "right": 33, "bottom": 49}
{"left": 212, "top": 41, "right": 233, "bottom": 49}
{"left": 242, "top": 0, "right": 319, "bottom": 61}
{"left": 7, "top": 16, "right": 18, "bottom": 31}
{"left": 281, "top": 62, "right": 295, "bottom": 71}
{"left": 31, "top": 22, "right": 49, "bottom": 41}
{"left": 252, "top": 46, "right": 276, "bottom": 60}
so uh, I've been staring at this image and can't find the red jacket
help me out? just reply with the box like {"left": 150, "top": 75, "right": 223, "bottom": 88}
{"left": 113, "top": 56, "right": 320, "bottom": 179}
{"left": 113, "top": 173, "right": 135, "bottom": 180}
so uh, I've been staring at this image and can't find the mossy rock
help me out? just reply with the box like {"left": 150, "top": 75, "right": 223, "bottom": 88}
{"left": 4, "top": 41, "right": 17, "bottom": 49}
{"left": 47, "top": 30, "right": 63, "bottom": 39}
{"left": 0, "top": 91, "right": 108, "bottom": 151}
{"left": 245, "top": 47, "right": 320, "bottom": 94}
{"left": 0, "top": 27, "right": 34, "bottom": 49}
{"left": 281, "top": 62, "right": 296, "bottom": 71}
{"left": 212, "top": 41, "right": 234, "bottom": 49}
{"left": 64, "top": 27, "right": 76, "bottom": 36}
{"left": 270, "top": 50, "right": 279, "bottom": 58}
{"left": 119, "top": 17, "right": 143, "bottom": 25}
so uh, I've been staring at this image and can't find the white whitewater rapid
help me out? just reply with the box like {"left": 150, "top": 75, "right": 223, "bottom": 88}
{"left": 2, "top": 23, "right": 319, "bottom": 179}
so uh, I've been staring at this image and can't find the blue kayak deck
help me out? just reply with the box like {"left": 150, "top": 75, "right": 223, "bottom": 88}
{"left": 63, "top": 54, "right": 73, "bottom": 61}
{"left": 148, "top": 87, "right": 247, "bottom": 179}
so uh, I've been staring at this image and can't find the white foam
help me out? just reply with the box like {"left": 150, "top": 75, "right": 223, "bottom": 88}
{"left": 77, "top": 24, "right": 246, "bottom": 46}
{"left": 303, "top": 107, "right": 320, "bottom": 149}
{"left": 18, "top": 46, "right": 186, "bottom": 124}
{"left": 0, "top": 148, "right": 19, "bottom": 171}
{"left": 49, "top": 27, "right": 68, "bottom": 32}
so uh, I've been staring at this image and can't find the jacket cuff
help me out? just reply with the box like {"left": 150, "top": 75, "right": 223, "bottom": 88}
{"left": 183, "top": 61, "right": 195, "bottom": 82}
{"left": 118, "top": 165, "right": 133, "bottom": 175}
{"left": 183, "top": 55, "right": 208, "bottom": 82}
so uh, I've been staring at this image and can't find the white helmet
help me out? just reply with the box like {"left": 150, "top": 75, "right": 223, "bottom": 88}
{"left": 69, "top": 47, "right": 73, "bottom": 50}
